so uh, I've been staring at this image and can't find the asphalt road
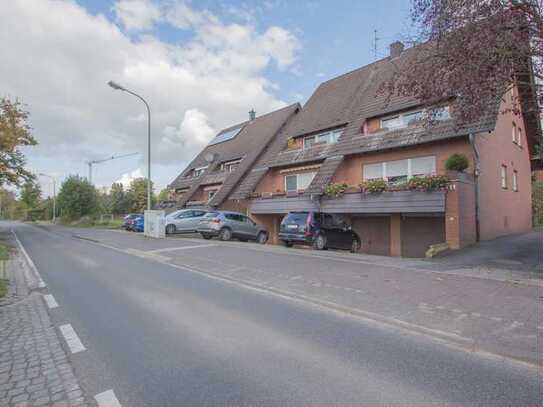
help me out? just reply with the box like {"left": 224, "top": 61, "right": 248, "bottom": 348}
{"left": 10, "top": 222, "right": 543, "bottom": 406}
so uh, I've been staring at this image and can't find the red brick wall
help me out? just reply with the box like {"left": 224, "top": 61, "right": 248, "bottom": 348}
{"left": 476, "top": 88, "right": 533, "bottom": 240}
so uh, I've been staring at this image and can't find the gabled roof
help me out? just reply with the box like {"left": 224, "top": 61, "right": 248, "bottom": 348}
{"left": 169, "top": 103, "right": 300, "bottom": 206}
{"left": 233, "top": 43, "right": 502, "bottom": 198}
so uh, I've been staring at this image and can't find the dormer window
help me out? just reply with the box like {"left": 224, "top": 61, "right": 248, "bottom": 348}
{"left": 302, "top": 128, "right": 343, "bottom": 149}
{"left": 192, "top": 166, "right": 207, "bottom": 177}
{"left": 220, "top": 159, "right": 241, "bottom": 172}
{"left": 380, "top": 106, "right": 450, "bottom": 130}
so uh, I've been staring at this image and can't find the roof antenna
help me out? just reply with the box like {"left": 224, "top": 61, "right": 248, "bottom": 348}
{"left": 372, "top": 29, "right": 380, "bottom": 59}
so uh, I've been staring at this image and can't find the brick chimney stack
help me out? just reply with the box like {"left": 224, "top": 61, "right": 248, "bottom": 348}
{"left": 390, "top": 41, "right": 404, "bottom": 58}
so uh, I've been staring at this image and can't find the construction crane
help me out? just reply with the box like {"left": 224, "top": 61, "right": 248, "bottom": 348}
{"left": 87, "top": 152, "right": 139, "bottom": 183}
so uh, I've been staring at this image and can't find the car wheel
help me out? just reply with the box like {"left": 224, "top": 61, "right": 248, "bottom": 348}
{"left": 313, "top": 234, "right": 327, "bottom": 250}
{"left": 202, "top": 234, "right": 213, "bottom": 240}
{"left": 282, "top": 240, "right": 293, "bottom": 248}
{"left": 257, "top": 232, "right": 268, "bottom": 245}
{"left": 219, "top": 228, "right": 232, "bottom": 241}
{"left": 351, "top": 239, "right": 360, "bottom": 253}
{"left": 165, "top": 224, "right": 176, "bottom": 235}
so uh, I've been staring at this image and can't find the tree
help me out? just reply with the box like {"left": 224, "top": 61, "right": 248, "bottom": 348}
{"left": 0, "top": 98, "right": 37, "bottom": 187}
{"left": 57, "top": 175, "right": 98, "bottom": 220}
{"left": 158, "top": 188, "right": 171, "bottom": 202}
{"left": 19, "top": 180, "right": 41, "bottom": 210}
{"left": 382, "top": 1, "right": 541, "bottom": 127}
{"left": 128, "top": 178, "right": 155, "bottom": 212}
{"left": 0, "top": 188, "right": 18, "bottom": 219}
{"left": 110, "top": 183, "right": 131, "bottom": 215}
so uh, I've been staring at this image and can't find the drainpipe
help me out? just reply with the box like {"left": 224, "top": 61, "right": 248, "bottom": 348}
{"left": 469, "top": 133, "right": 481, "bottom": 241}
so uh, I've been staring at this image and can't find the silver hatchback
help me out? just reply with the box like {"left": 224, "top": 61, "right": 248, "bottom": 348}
{"left": 197, "top": 211, "right": 268, "bottom": 244}
{"left": 165, "top": 209, "right": 207, "bottom": 234}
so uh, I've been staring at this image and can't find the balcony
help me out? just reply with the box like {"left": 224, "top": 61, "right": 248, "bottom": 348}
{"left": 249, "top": 190, "right": 446, "bottom": 215}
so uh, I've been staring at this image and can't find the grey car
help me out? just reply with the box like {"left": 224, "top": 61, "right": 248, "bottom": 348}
{"left": 197, "top": 211, "right": 268, "bottom": 244}
{"left": 165, "top": 209, "right": 207, "bottom": 234}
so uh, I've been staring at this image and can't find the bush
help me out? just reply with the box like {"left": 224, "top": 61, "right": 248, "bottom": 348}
{"left": 533, "top": 181, "right": 543, "bottom": 225}
{"left": 323, "top": 182, "right": 349, "bottom": 197}
{"left": 57, "top": 175, "right": 98, "bottom": 220}
{"left": 408, "top": 175, "right": 449, "bottom": 191}
{"left": 445, "top": 153, "right": 469, "bottom": 172}
{"left": 360, "top": 179, "right": 387, "bottom": 193}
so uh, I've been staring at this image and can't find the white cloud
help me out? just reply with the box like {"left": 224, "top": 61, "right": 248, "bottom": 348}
{"left": 116, "top": 168, "right": 145, "bottom": 189}
{"left": 113, "top": 0, "right": 161, "bottom": 31}
{"left": 1, "top": 0, "right": 300, "bottom": 191}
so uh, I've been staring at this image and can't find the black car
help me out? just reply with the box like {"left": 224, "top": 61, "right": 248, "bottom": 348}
{"left": 279, "top": 211, "right": 361, "bottom": 252}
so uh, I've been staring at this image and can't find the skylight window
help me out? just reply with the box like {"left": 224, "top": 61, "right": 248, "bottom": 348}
{"left": 209, "top": 126, "right": 243, "bottom": 146}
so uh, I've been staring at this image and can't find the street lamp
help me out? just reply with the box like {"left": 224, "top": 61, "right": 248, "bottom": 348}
{"left": 39, "top": 173, "right": 56, "bottom": 223}
{"left": 107, "top": 80, "right": 152, "bottom": 211}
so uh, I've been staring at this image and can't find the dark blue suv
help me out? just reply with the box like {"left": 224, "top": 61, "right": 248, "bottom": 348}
{"left": 279, "top": 211, "right": 360, "bottom": 252}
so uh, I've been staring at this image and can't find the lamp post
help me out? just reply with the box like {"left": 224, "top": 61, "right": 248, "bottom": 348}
{"left": 39, "top": 173, "right": 56, "bottom": 223}
{"left": 108, "top": 80, "right": 152, "bottom": 211}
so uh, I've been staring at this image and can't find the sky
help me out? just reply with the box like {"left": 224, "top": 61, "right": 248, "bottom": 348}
{"left": 1, "top": 0, "right": 411, "bottom": 197}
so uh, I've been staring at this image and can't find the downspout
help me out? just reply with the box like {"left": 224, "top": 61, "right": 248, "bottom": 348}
{"left": 469, "top": 133, "right": 481, "bottom": 241}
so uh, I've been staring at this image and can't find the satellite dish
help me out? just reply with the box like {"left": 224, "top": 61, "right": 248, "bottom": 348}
{"left": 204, "top": 153, "right": 216, "bottom": 163}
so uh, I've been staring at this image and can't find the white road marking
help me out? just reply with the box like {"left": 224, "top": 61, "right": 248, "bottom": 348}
{"left": 95, "top": 389, "right": 122, "bottom": 407}
{"left": 59, "top": 324, "right": 86, "bottom": 353}
{"left": 43, "top": 294, "right": 59, "bottom": 309}
{"left": 147, "top": 244, "right": 216, "bottom": 254}
{"left": 12, "top": 230, "right": 46, "bottom": 288}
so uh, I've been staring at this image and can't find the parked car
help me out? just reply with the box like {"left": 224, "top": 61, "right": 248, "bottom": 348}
{"left": 131, "top": 215, "right": 144, "bottom": 233}
{"left": 197, "top": 211, "right": 268, "bottom": 243}
{"left": 122, "top": 213, "right": 142, "bottom": 230}
{"left": 279, "top": 211, "right": 361, "bottom": 252}
{"left": 165, "top": 209, "right": 207, "bottom": 234}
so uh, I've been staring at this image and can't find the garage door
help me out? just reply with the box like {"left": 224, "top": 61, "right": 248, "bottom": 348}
{"left": 401, "top": 216, "right": 445, "bottom": 257}
{"left": 352, "top": 216, "right": 390, "bottom": 256}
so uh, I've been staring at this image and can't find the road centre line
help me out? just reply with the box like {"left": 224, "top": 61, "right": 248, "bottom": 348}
{"left": 43, "top": 294, "right": 59, "bottom": 309}
{"left": 94, "top": 389, "right": 122, "bottom": 407}
{"left": 147, "top": 243, "right": 217, "bottom": 254}
{"left": 59, "top": 324, "right": 86, "bottom": 354}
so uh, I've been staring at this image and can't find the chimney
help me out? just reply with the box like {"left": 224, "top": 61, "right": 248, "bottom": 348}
{"left": 249, "top": 109, "right": 256, "bottom": 121}
{"left": 390, "top": 41, "right": 404, "bottom": 58}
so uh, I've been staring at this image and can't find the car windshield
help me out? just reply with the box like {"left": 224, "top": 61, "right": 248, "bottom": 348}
{"left": 282, "top": 212, "right": 308, "bottom": 225}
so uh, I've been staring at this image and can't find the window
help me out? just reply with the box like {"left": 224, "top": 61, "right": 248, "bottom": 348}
{"left": 285, "top": 172, "right": 316, "bottom": 192}
{"left": 501, "top": 165, "right": 508, "bottom": 189}
{"left": 209, "top": 126, "right": 243, "bottom": 146}
{"left": 513, "top": 170, "right": 518, "bottom": 192}
{"left": 193, "top": 166, "right": 207, "bottom": 177}
{"left": 380, "top": 106, "right": 449, "bottom": 130}
{"left": 363, "top": 156, "right": 436, "bottom": 181}
{"left": 512, "top": 122, "right": 518, "bottom": 144}
{"left": 221, "top": 160, "right": 241, "bottom": 172}
{"left": 518, "top": 127, "right": 522, "bottom": 147}
{"left": 207, "top": 190, "right": 217, "bottom": 201}
{"left": 302, "top": 128, "right": 343, "bottom": 149}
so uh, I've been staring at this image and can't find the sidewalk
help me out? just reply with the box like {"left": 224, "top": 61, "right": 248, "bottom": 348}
{"left": 0, "top": 234, "right": 90, "bottom": 407}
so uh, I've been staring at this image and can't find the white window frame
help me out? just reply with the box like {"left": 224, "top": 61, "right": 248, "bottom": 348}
{"left": 501, "top": 165, "right": 508, "bottom": 189}
{"left": 221, "top": 159, "right": 241, "bottom": 172}
{"left": 302, "top": 128, "right": 343, "bottom": 149}
{"left": 512, "top": 122, "right": 518, "bottom": 144}
{"left": 193, "top": 166, "right": 208, "bottom": 177}
{"left": 363, "top": 156, "right": 436, "bottom": 181}
{"left": 284, "top": 172, "right": 316, "bottom": 192}
{"left": 380, "top": 106, "right": 450, "bottom": 130}
{"left": 207, "top": 190, "right": 217, "bottom": 201}
{"left": 513, "top": 170, "right": 518, "bottom": 192}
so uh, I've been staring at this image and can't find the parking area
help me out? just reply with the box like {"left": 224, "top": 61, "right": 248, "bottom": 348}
{"left": 34, "top": 222, "right": 543, "bottom": 365}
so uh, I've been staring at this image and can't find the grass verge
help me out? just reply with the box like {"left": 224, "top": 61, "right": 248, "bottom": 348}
{"left": 0, "top": 278, "right": 7, "bottom": 298}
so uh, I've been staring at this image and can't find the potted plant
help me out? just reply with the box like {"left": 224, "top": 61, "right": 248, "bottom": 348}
{"left": 323, "top": 182, "right": 349, "bottom": 198}
{"left": 360, "top": 179, "right": 387, "bottom": 193}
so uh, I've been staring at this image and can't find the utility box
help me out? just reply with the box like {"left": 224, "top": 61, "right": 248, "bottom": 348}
{"left": 144, "top": 210, "right": 166, "bottom": 238}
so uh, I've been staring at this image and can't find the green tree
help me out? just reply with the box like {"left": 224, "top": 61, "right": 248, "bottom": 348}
{"left": 0, "top": 98, "right": 37, "bottom": 187}
{"left": 19, "top": 180, "right": 41, "bottom": 210}
{"left": 533, "top": 181, "right": 543, "bottom": 226}
{"left": 158, "top": 188, "right": 170, "bottom": 202}
{"left": 128, "top": 178, "right": 155, "bottom": 212}
{"left": 0, "top": 188, "right": 18, "bottom": 219}
{"left": 57, "top": 175, "right": 98, "bottom": 220}
{"left": 110, "top": 183, "right": 131, "bottom": 215}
